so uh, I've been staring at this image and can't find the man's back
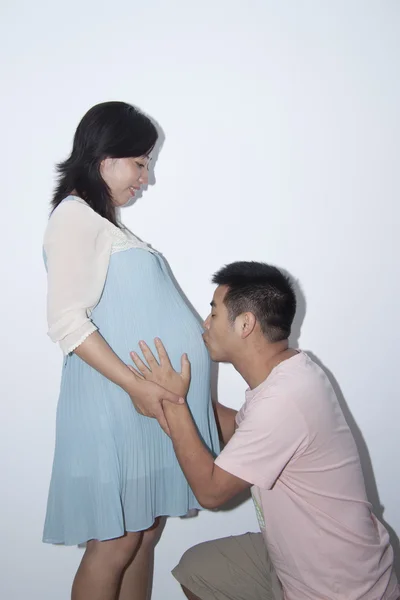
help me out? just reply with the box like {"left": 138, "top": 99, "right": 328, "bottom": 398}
{"left": 216, "top": 351, "right": 398, "bottom": 599}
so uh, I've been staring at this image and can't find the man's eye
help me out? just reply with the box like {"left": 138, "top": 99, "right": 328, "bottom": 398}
{"left": 136, "top": 162, "right": 145, "bottom": 168}
{"left": 211, "top": 314, "right": 216, "bottom": 318}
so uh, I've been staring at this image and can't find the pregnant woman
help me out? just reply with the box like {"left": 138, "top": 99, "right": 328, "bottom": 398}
{"left": 42, "top": 101, "right": 220, "bottom": 600}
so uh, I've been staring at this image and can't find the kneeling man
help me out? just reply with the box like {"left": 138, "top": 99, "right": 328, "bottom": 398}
{"left": 131, "top": 261, "right": 398, "bottom": 600}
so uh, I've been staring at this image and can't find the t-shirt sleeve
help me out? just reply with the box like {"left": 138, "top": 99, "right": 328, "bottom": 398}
{"left": 215, "top": 392, "right": 309, "bottom": 490}
{"left": 43, "top": 200, "right": 112, "bottom": 355}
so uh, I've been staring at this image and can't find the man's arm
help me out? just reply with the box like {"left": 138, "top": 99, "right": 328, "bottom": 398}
{"left": 130, "top": 339, "right": 251, "bottom": 509}
{"left": 213, "top": 402, "right": 237, "bottom": 445}
{"left": 163, "top": 401, "right": 250, "bottom": 509}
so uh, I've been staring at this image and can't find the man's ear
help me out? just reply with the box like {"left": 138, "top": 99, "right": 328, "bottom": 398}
{"left": 235, "top": 312, "right": 256, "bottom": 339}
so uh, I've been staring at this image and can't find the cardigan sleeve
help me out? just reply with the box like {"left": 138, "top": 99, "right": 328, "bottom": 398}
{"left": 43, "top": 199, "right": 112, "bottom": 354}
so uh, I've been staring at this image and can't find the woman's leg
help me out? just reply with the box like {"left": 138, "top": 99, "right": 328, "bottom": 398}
{"left": 71, "top": 532, "right": 142, "bottom": 600}
{"left": 118, "top": 518, "right": 165, "bottom": 600}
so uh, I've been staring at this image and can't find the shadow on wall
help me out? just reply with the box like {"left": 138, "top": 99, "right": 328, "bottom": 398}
{"left": 288, "top": 272, "right": 400, "bottom": 579}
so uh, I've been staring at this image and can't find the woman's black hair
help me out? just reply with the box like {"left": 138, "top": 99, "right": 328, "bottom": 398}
{"left": 51, "top": 101, "right": 158, "bottom": 226}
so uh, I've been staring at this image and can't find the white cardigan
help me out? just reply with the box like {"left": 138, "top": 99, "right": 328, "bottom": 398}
{"left": 43, "top": 197, "right": 153, "bottom": 354}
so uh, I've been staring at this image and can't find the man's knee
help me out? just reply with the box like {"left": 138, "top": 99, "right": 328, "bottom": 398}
{"left": 172, "top": 539, "right": 224, "bottom": 600}
{"left": 181, "top": 585, "right": 202, "bottom": 600}
{"left": 175, "top": 540, "right": 211, "bottom": 579}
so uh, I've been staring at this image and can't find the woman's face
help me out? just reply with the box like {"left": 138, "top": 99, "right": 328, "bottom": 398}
{"left": 100, "top": 156, "right": 150, "bottom": 207}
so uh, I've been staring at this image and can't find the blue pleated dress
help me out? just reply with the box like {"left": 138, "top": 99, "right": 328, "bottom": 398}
{"left": 43, "top": 203, "right": 220, "bottom": 546}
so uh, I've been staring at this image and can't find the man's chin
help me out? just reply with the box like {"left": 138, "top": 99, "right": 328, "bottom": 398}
{"left": 205, "top": 346, "right": 219, "bottom": 363}
{"left": 203, "top": 340, "right": 214, "bottom": 358}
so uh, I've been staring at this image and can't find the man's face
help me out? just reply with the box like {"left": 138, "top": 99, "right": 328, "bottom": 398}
{"left": 203, "top": 285, "right": 236, "bottom": 362}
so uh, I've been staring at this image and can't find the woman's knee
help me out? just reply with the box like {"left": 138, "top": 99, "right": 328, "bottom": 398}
{"left": 141, "top": 518, "right": 165, "bottom": 550}
{"left": 141, "top": 517, "right": 164, "bottom": 550}
{"left": 86, "top": 532, "right": 143, "bottom": 571}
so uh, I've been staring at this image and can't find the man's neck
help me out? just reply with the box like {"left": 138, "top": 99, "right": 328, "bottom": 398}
{"left": 233, "top": 341, "right": 298, "bottom": 390}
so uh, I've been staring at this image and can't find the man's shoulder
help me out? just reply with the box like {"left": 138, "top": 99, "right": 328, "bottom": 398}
{"left": 246, "top": 351, "right": 335, "bottom": 420}
{"left": 255, "top": 352, "right": 324, "bottom": 394}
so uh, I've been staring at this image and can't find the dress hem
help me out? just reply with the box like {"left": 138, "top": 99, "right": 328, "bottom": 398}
{"left": 42, "top": 505, "right": 203, "bottom": 547}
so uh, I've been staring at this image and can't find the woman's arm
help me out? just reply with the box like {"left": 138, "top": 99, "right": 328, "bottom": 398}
{"left": 74, "top": 330, "right": 135, "bottom": 390}
{"left": 74, "top": 332, "right": 182, "bottom": 433}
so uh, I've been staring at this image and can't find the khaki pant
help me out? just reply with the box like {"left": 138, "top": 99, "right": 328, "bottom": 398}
{"left": 172, "top": 532, "right": 283, "bottom": 600}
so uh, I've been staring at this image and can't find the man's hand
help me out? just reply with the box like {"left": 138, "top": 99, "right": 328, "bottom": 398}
{"left": 126, "top": 378, "right": 184, "bottom": 435}
{"left": 130, "top": 338, "right": 191, "bottom": 399}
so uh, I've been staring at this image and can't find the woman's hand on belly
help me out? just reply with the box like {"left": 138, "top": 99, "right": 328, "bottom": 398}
{"left": 129, "top": 338, "right": 191, "bottom": 399}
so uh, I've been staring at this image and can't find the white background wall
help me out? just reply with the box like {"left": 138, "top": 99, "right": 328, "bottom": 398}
{"left": 1, "top": 1, "right": 399, "bottom": 598}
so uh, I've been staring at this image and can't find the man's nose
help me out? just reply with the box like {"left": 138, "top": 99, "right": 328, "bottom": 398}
{"left": 203, "top": 314, "right": 211, "bottom": 330}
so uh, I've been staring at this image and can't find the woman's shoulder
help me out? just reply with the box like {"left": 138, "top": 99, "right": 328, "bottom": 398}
{"left": 44, "top": 196, "right": 109, "bottom": 244}
{"left": 49, "top": 195, "right": 109, "bottom": 226}
{"left": 45, "top": 196, "right": 155, "bottom": 253}
{"left": 50, "top": 195, "right": 101, "bottom": 221}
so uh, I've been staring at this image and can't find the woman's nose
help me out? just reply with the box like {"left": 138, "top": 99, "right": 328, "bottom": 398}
{"left": 139, "top": 171, "right": 148, "bottom": 185}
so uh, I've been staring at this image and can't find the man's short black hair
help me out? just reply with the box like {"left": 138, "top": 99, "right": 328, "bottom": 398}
{"left": 212, "top": 261, "right": 296, "bottom": 342}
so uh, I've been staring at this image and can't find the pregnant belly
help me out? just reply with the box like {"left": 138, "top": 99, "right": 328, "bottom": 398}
{"left": 89, "top": 302, "right": 211, "bottom": 419}
{"left": 92, "top": 296, "right": 209, "bottom": 375}
{"left": 90, "top": 248, "right": 211, "bottom": 386}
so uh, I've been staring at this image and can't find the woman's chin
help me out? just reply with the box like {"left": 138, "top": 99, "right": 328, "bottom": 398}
{"left": 113, "top": 197, "right": 132, "bottom": 208}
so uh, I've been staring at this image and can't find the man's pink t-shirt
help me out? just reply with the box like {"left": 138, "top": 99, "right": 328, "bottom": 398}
{"left": 215, "top": 352, "right": 398, "bottom": 600}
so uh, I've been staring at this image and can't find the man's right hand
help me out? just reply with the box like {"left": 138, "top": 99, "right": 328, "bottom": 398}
{"left": 126, "top": 376, "right": 184, "bottom": 435}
